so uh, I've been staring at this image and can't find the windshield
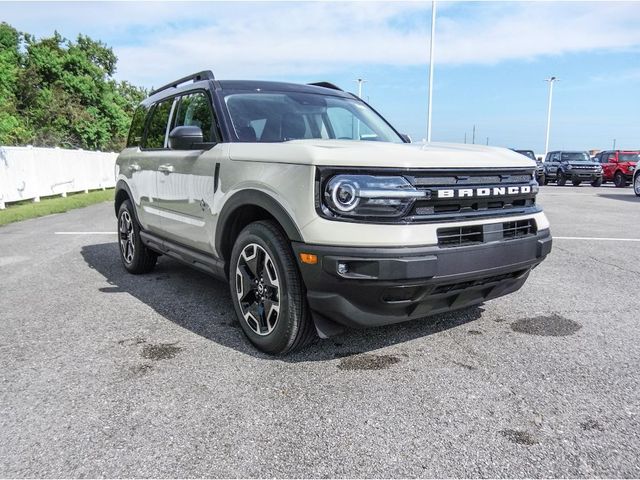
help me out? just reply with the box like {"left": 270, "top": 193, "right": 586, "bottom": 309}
{"left": 619, "top": 153, "right": 639, "bottom": 162}
{"left": 515, "top": 150, "right": 536, "bottom": 161}
{"left": 561, "top": 152, "right": 590, "bottom": 162}
{"left": 223, "top": 91, "right": 403, "bottom": 143}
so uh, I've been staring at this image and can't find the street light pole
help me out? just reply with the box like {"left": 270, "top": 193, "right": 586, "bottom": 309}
{"left": 426, "top": 0, "right": 437, "bottom": 143}
{"left": 613, "top": 138, "right": 616, "bottom": 149}
{"left": 544, "top": 76, "right": 558, "bottom": 154}
{"left": 356, "top": 78, "right": 367, "bottom": 98}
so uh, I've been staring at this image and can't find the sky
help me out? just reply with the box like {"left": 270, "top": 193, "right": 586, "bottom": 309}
{"left": 2, "top": 1, "right": 640, "bottom": 153}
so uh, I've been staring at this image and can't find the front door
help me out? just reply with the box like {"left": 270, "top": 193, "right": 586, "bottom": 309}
{"left": 155, "top": 91, "right": 223, "bottom": 255}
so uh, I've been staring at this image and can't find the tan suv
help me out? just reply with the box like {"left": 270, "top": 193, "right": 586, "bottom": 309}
{"left": 115, "top": 71, "right": 552, "bottom": 354}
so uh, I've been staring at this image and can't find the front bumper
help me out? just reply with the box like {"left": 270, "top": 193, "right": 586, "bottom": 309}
{"left": 568, "top": 170, "right": 602, "bottom": 182}
{"left": 293, "top": 229, "right": 552, "bottom": 333}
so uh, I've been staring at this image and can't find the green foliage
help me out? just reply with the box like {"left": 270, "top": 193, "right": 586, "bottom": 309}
{"left": 0, "top": 22, "right": 146, "bottom": 151}
{"left": 0, "top": 188, "right": 115, "bottom": 226}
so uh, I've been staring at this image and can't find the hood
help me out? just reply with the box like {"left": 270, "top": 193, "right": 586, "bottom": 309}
{"left": 228, "top": 140, "right": 537, "bottom": 169}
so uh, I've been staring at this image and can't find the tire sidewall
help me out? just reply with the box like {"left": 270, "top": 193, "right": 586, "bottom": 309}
{"left": 118, "top": 200, "right": 144, "bottom": 272}
{"left": 229, "top": 224, "right": 301, "bottom": 354}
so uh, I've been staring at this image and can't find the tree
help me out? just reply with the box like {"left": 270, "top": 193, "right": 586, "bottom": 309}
{"left": 0, "top": 23, "right": 147, "bottom": 150}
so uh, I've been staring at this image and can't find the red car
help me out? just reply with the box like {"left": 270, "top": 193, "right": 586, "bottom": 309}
{"left": 593, "top": 150, "right": 638, "bottom": 187}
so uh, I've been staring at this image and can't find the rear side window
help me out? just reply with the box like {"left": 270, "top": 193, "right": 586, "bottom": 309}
{"left": 126, "top": 106, "right": 148, "bottom": 147}
{"left": 144, "top": 99, "right": 173, "bottom": 149}
{"left": 174, "top": 92, "right": 215, "bottom": 142}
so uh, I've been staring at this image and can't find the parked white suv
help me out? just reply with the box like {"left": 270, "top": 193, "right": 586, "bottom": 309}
{"left": 114, "top": 71, "right": 552, "bottom": 354}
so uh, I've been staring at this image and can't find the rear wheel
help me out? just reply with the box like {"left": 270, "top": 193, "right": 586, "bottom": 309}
{"left": 614, "top": 171, "right": 627, "bottom": 188}
{"left": 117, "top": 200, "right": 158, "bottom": 274}
{"left": 557, "top": 171, "right": 567, "bottom": 186}
{"left": 591, "top": 177, "right": 603, "bottom": 187}
{"left": 634, "top": 173, "right": 640, "bottom": 197}
{"left": 229, "top": 221, "right": 315, "bottom": 354}
{"left": 572, "top": 180, "right": 581, "bottom": 186}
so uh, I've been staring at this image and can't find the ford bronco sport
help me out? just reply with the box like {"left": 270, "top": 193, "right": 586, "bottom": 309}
{"left": 543, "top": 151, "right": 603, "bottom": 187}
{"left": 115, "top": 71, "right": 552, "bottom": 354}
{"left": 593, "top": 150, "right": 638, "bottom": 187}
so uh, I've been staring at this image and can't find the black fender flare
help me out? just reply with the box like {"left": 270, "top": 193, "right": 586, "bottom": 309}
{"left": 215, "top": 189, "right": 303, "bottom": 257}
{"left": 114, "top": 180, "right": 140, "bottom": 224}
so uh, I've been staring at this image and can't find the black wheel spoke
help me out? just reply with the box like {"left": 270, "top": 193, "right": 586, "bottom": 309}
{"left": 235, "top": 243, "right": 280, "bottom": 336}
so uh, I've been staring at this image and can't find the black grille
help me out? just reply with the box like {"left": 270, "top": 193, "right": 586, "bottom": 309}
{"left": 405, "top": 169, "right": 539, "bottom": 223}
{"left": 437, "top": 219, "right": 537, "bottom": 247}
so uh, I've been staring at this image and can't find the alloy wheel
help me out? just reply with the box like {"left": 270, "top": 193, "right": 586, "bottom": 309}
{"left": 119, "top": 210, "right": 135, "bottom": 264}
{"left": 235, "top": 243, "right": 280, "bottom": 336}
{"left": 635, "top": 174, "right": 640, "bottom": 196}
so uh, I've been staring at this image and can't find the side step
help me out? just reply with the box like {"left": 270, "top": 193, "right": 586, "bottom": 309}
{"left": 140, "top": 231, "right": 226, "bottom": 280}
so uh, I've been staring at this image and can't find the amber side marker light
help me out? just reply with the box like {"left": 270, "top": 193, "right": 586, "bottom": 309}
{"left": 299, "top": 253, "right": 318, "bottom": 264}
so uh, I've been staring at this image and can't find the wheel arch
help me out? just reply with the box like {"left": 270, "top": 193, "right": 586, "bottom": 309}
{"left": 216, "top": 190, "right": 303, "bottom": 268}
{"left": 114, "top": 180, "right": 140, "bottom": 224}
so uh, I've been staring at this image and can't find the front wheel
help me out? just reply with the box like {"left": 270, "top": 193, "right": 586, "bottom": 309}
{"left": 229, "top": 221, "right": 315, "bottom": 354}
{"left": 557, "top": 171, "right": 567, "bottom": 186}
{"left": 591, "top": 177, "right": 603, "bottom": 187}
{"left": 614, "top": 171, "right": 627, "bottom": 188}
{"left": 634, "top": 174, "right": 640, "bottom": 197}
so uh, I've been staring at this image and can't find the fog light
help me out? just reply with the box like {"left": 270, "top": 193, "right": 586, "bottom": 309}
{"left": 337, "top": 262, "right": 349, "bottom": 275}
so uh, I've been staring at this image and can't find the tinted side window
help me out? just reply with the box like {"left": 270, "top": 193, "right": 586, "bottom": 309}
{"left": 144, "top": 99, "right": 173, "bottom": 149}
{"left": 126, "top": 106, "right": 148, "bottom": 147}
{"left": 174, "top": 92, "right": 215, "bottom": 142}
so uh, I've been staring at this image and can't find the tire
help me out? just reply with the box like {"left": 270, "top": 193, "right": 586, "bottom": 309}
{"left": 572, "top": 180, "right": 581, "bottom": 186}
{"left": 591, "top": 177, "right": 603, "bottom": 187}
{"left": 634, "top": 173, "right": 640, "bottom": 197}
{"left": 537, "top": 174, "right": 546, "bottom": 186}
{"left": 229, "top": 220, "right": 315, "bottom": 354}
{"left": 614, "top": 171, "right": 627, "bottom": 188}
{"left": 557, "top": 171, "right": 567, "bottom": 186}
{"left": 543, "top": 176, "right": 549, "bottom": 186}
{"left": 117, "top": 199, "right": 158, "bottom": 274}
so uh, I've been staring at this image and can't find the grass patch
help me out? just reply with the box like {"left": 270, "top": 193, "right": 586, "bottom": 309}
{"left": 0, "top": 189, "right": 114, "bottom": 226}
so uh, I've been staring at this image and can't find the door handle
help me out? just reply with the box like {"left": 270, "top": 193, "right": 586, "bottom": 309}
{"left": 158, "top": 164, "right": 174, "bottom": 174}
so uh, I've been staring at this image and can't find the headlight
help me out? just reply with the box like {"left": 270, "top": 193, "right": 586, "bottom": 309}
{"left": 323, "top": 174, "right": 426, "bottom": 218}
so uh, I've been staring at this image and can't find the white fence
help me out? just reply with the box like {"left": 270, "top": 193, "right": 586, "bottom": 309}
{"left": 0, "top": 146, "right": 118, "bottom": 209}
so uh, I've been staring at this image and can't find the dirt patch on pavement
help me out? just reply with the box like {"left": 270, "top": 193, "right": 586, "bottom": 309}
{"left": 511, "top": 314, "right": 581, "bottom": 337}
{"left": 337, "top": 353, "right": 401, "bottom": 371}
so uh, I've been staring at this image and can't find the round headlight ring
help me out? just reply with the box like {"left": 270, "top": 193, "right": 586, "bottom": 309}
{"left": 330, "top": 179, "right": 359, "bottom": 212}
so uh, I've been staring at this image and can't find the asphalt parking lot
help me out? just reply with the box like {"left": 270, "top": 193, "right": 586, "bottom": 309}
{"left": 1, "top": 184, "right": 639, "bottom": 478}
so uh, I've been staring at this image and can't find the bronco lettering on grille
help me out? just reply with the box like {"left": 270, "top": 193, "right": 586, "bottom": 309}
{"left": 437, "top": 185, "right": 532, "bottom": 199}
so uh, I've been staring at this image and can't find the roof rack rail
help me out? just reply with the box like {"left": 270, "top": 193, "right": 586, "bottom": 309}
{"left": 307, "top": 81, "right": 343, "bottom": 91}
{"left": 150, "top": 70, "right": 215, "bottom": 96}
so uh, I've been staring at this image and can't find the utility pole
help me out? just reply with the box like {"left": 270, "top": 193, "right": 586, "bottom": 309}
{"left": 472, "top": 124, "right": 476, "bottom": 144}
{"left": 544, "top": 76, "right": 558, "bottom": 154}
{"left": 486, "top": 137, "right": 489, "bottom": 146}
{"left": 426, "top": 0, "right": 437, "bottom": 143}
{"left": 613, "top": 138, "right": 616, "bottom": 149}
{"left": 464, "top": 132, "right": 467, "bottom": 144}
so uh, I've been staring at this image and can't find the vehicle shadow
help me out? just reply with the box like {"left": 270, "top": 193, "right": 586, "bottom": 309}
{"left": 81, "top": 242, "right": 484, "bottom": 362}
{"left": 597, "top": 193, "right": 639, "bottom": 203}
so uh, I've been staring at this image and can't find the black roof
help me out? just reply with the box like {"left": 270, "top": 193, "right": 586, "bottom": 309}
{"left": 217, "top": 80, "right": 353, "bottom": 98}
{"left": 144, "top": 75, "right": 354, "bottom": 106}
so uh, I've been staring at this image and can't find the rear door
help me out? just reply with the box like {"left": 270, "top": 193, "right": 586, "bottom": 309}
{"left": 155, "top": 90, "right": 225, "bottom": 254}
{"left": 136, "top": 98, "right": 175, "bottom": 234}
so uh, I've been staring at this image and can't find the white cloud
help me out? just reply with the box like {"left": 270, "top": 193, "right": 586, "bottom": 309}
{"left": 3, "top": 1, "right": 640, "bottom": 86}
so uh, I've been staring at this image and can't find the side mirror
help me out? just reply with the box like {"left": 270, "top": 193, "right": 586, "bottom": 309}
{"left": 169, "top": 125, "right": 203, "bottom": 150}
{"left": 399, "top": 133, "right": 412, "bottom": 143}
